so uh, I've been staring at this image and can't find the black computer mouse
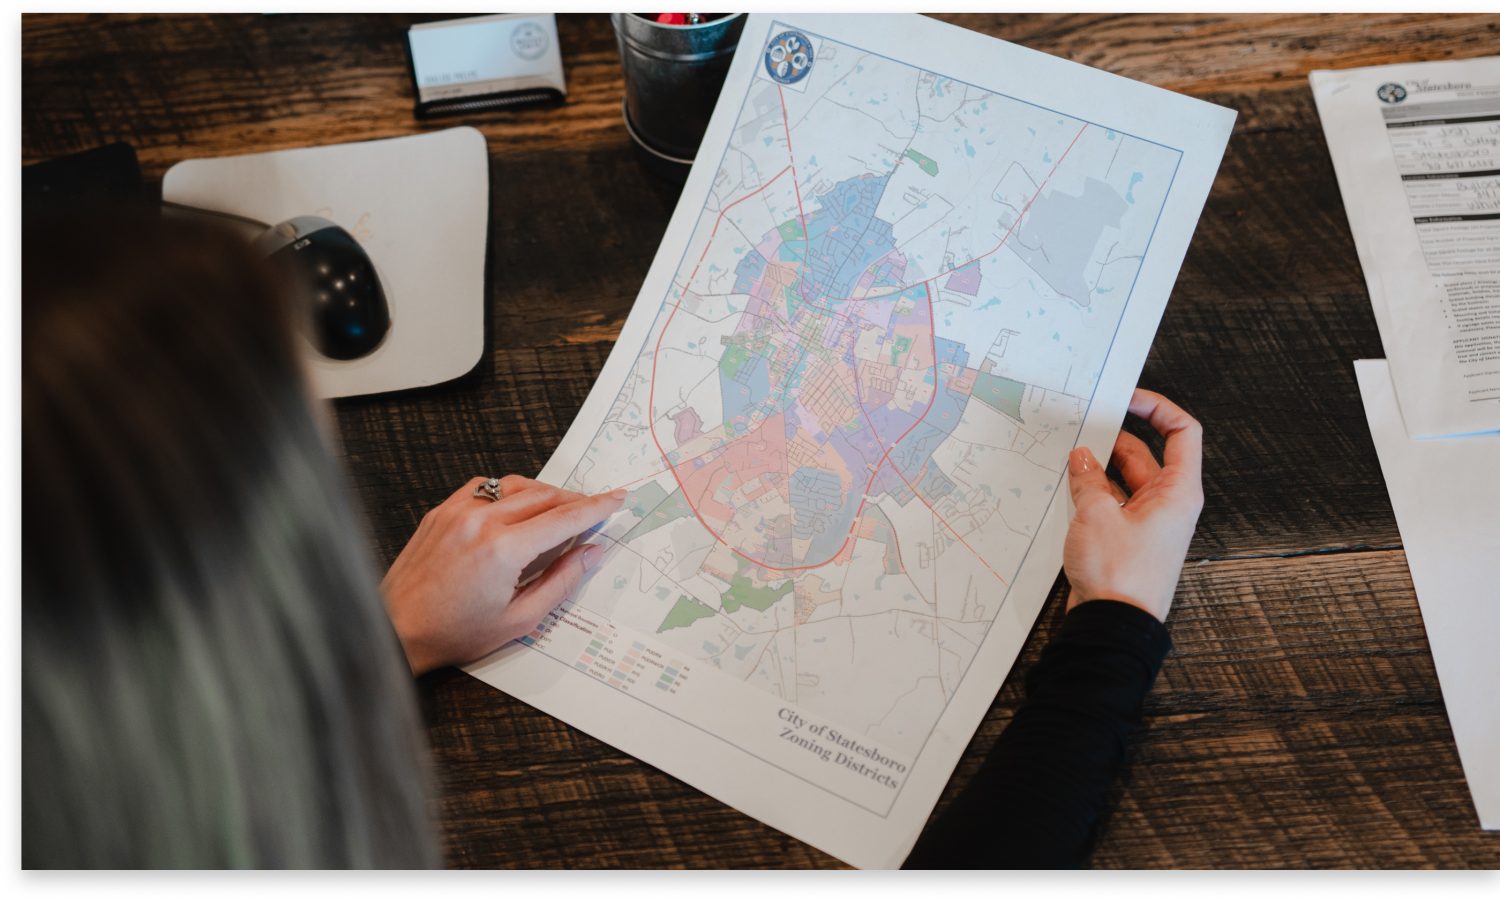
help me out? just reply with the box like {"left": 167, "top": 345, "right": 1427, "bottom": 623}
{"left": 254, "top": 216, "right": 390, "bottom": 361}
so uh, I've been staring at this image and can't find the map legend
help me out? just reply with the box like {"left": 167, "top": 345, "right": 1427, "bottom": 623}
{"left": 521, "top": 614, "right": 695, "bottom": 700}
{"left": 656, "top": 666, "right": 682, "bottom": 692}
{"left": 517, "top": 616, "right": 552, "bottom": 648}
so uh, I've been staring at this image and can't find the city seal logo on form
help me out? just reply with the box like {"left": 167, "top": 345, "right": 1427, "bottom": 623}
{"left": 1376, "top": 82, "right": 1408, "bottom": 104}
{"left": 764, "top": 30, "right": 814, "bottom": 85}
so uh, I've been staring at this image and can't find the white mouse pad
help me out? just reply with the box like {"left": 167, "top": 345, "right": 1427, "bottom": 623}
{"left": 163, "top": 127, "right": 489, "bottom": 399}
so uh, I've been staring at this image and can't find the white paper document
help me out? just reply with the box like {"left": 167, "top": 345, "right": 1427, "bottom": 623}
{"left": 1355, "top": 359, "right": 1500, "bottom": 830}
{"left": 1312, "top": 58, "right": 1500, "bottom": 438}
{"left": 468, "top": 14, "right": 1232, "bottom": 867}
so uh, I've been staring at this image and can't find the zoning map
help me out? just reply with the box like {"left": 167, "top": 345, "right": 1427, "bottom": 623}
{"left": 469, "top": 15, "right": 1232, "bottom": 868}
{"left": 556, "top": 27, "right": 1178, "bottom": 752}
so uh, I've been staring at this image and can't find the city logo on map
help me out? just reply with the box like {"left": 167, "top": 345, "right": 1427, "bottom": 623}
{"left": 764, "top": 30, "right": 814, "bottom": 85}
{"left": 1376, "top": 82, "right": 1408, "bottom": 104}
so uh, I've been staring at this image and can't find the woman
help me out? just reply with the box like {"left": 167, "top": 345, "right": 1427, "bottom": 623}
{"left": 22, "top": 210, "right": 1201, "bottom": 868}
{"left": 22, "top": 211, "right": 620, "bottom": 867}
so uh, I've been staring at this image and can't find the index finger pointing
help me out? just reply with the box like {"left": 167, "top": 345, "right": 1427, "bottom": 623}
{"left": 517, "top": 489, "right": 627, "bottom": 554}
{"left": 1127, "top": 388, "right": 1202, "bottom": 480}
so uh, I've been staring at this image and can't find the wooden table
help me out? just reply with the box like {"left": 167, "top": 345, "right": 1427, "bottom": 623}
{"left": 22, "top": 13, "right": 1500, "bottom": 869}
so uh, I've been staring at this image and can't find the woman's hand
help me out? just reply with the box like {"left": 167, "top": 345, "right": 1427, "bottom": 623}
{"left": 1063, "top": 389, "right": 1204, "bottom": 623}
{"left": 382, "top": 475, "right": 625, "bottom": 675}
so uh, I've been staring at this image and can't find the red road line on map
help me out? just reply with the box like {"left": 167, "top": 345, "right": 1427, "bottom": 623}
{"left": 677, "top": 165, "right": 793, "bottom": 292}
{"left": 846, "top": 289, "right": 1011, "bottom": 588}
{"left": 888, "top": 461, "right": 1011, "bottom": 587}
{"left": 949, "top": 122, "right": 1090, "bottom": 275}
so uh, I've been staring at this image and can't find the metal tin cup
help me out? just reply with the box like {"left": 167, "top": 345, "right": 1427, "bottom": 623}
{"left": 611, "top": 13, "right": 746, "bottom": 178}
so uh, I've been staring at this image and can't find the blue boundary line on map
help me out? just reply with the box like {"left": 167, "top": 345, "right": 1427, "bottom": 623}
{"left": 543, "top": 16, "right": 1188, "bottom": 822}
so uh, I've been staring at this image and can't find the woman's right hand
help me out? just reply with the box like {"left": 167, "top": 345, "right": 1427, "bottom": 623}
{"left": 1062, "top": 389, "right": 1204, "bottom": 623}
{"left": 382, "top": 475, "right": 625, "bottom": 675}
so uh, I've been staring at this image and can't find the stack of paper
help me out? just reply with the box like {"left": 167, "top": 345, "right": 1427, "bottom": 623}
{"left": 1315, "top": 57, "right": 1500, "bottom": 830}
{"left": 1354, "top": 360, "right": 1499, "bottom": 830}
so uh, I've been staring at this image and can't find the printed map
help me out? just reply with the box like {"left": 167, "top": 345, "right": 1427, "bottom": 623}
{"left": 559, "top": 27, "right": 1181, "bottom": 757}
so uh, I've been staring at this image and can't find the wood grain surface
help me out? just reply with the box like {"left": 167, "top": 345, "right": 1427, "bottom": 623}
{"left": 22, "top": 12, "right": 1500, "bottom": 869}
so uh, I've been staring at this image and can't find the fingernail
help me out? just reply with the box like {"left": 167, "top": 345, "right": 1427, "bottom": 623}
{"left": 609, "top": 488, "right": 628, "bottom": 501}
{"left": 1069, "top": 447, "right": 1093, "bottom": 474}
{"left": 583, "top": 544, "right": 604, "bottom": 567}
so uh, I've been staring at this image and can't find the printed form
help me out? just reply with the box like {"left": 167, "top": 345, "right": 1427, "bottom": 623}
{"left": 1313, "top": 57, "right": 1500, "bottom": 437}
{"left": 466, "top": 14, "right": 1232, "bottom": 867}
{"left": 1356, "top": 360, "right": 1500, "bottom": 830}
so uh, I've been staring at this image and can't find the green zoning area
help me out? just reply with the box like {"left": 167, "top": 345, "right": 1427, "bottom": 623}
{"left": 720, "top": 571, "right": 794, "bottom": 613}
{"left": 777, "top": 217, "right": 806, "bottom": 243}
{"left": 903, "top": 149, "right": 939, "bottom": 176}
{"left": 658, "top": 594, "right": 717, "bottom": 633}
{"left": 720, "top": 331, "right": 773, "bottom": 379}
{"left": 889, "top": 335, "right": 913, "bottom": 365}
{"left": 620, "top": 483, "right": 695, "bottom": 543}
{"left": 720, "top": 344, "right": 752, "bottom": 379}
{"left": 971, "top": 371, "right": 1026, "bottom": 421}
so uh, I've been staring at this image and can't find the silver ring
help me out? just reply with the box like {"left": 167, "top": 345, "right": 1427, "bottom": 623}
{"left": 474, "top": 477, "right": 503, "bottom": 502}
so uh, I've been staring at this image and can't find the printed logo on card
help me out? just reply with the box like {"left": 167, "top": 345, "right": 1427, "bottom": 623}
{"left": 511, "top": 21, "right": 550, "bottom": 61}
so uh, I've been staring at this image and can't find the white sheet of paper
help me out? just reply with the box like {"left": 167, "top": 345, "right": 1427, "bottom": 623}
{"left": 1312, "top": 59, "right": 1500, "bottom": 438}
{"left": 408, "top": 13, "right": 566, "bottom": 105}
{"left": 163, "top": 127, "right": 490, "bottom": 399}
{"left": 467, "top": 14, "right": 1233, "bottom": 867}
{"left": 1356, "top": 359, "right": 1500, "bottom": 830}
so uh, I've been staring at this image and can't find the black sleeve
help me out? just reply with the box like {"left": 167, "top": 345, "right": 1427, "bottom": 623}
{"left": 903, "top": 599, "right": 1172, "bottom": 869}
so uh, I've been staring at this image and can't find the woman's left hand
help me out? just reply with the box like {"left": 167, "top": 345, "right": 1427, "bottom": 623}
{"left": 382, "top": 475, "right": 625, "bottom": 675}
